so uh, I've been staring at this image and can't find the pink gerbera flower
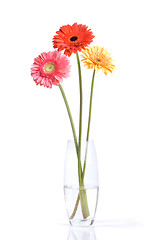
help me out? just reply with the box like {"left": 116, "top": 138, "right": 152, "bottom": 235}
{"left": 31, "top": 51, "right": 70, "bottom": 88}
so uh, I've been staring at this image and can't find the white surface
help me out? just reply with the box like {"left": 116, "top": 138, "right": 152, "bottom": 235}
{"left": 0, "top": 0, "right": 161, "bottom": 239}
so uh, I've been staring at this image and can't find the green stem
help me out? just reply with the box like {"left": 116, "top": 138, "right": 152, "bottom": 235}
{"left": 76, "top": 51, "right": 90, "bottom": 219}
{"left": 82, "top": 69, "right": 96, "bottom": 177}
{"left": 86, "top": 69, "right": 96, "bottom": 142}
{"left": 59, "top": 84, "right": 78, "bottom": 155}
{"left": 76, "top": 51, "right": 83, "bottom": 164}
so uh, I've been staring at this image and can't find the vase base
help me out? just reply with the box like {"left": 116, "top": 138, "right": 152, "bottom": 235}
{"left": 69, "top": 219, "right": 94, "bottom": 227}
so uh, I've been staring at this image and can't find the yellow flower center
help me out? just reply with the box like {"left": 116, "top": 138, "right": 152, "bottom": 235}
{"left": 44, "top": 63, "right": 55, "bottom": 73}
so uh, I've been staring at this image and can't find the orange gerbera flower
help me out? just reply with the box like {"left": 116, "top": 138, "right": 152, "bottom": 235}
{"left": 53, "top": 23, "right": 94, "bottom": 57}
{"left": 81, "top": 46, "right": 115, "bottom": 75}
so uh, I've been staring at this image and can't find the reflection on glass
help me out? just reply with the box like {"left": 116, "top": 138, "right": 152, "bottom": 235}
{"left": 67, "top": 226, "right": 96, "bottom": 240}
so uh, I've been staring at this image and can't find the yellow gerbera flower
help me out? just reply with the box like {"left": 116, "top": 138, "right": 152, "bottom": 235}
{"left": 81, "top": 46, "right": 115, "bottom": 75}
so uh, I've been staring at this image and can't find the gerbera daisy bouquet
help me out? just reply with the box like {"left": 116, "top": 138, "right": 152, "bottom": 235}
{"left": 31, "top": 23, "right": 115, "bottom": 226}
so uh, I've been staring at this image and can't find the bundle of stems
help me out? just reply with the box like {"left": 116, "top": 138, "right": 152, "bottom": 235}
{"left": 59, "top": 52, "right": 96, "bottom": 219}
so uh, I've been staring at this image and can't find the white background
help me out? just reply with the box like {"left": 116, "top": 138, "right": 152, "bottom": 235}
{"left": 0, "top": 0, "right": 161, "bottom": 239}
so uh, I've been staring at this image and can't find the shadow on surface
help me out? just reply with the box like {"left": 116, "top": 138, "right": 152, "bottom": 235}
{"left": 67, "top": 226, "right": 96, "bottom": 240}
{"left": 95, "top": 219, "right": 143, "bottom": 228}
{"left": 55, "top": 218, "right": 143, "bottom": 228}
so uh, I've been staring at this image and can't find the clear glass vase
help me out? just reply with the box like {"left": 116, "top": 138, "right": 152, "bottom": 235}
{"left": 64, "top": 140, "right": 99, "bottom": 227}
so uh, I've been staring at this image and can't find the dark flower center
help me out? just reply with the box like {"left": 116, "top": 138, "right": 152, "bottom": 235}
{"left": 96, "top": 59, "right": 101, "bottom": 63}
{"left": 70, "top": 36, "right": 78, "bottom": 42}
